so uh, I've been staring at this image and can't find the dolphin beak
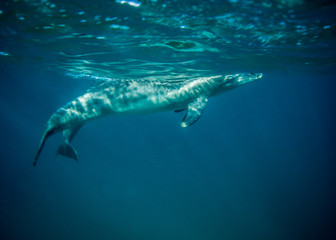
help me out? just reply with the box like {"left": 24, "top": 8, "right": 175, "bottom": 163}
{"left": 253, "top": 73, "right": 263, "bottom": 80}
{"left": 238, "top": 73, "right": 263, "bottom": 84}
{"left": 248, "top": 73, "right": 263, "bottom": 83}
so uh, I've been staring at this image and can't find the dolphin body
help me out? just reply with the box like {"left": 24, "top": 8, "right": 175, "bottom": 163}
{"left": 34, "top": 73, "right": 262, "bottom": 166}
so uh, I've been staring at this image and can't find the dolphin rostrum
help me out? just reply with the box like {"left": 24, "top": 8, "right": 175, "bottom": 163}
{"left": 34, "top": 73, "right": 262, "bottom": 166}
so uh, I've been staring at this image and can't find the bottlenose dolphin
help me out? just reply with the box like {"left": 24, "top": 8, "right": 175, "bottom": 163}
{"left": 34, "top": 73, "right": 262, "bottom": 166}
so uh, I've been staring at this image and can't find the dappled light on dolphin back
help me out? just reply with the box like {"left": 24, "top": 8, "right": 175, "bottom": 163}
{"left": 34, "top": 73, "right": 262, "bottom": 166}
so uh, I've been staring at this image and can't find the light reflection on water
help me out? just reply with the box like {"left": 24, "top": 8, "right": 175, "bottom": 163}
{"left": 0, "top": 0, "right": 335, "bottom": 79}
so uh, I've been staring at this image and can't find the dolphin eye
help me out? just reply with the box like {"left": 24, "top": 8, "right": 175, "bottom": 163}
{"left": 222, "top": 76, "right": 234, "bottom": 87}
{"left": 228, "top": 77, "right": 236, "bottom": 83}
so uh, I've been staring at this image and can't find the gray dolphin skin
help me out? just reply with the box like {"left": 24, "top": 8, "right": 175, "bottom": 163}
{"left": 34, "top": 73, "right": 262, "bottom": 166}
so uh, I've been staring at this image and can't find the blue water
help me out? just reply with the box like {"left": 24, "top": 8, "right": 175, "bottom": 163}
{"left": 1, "top": 0, "right": 336, "bottom": 239}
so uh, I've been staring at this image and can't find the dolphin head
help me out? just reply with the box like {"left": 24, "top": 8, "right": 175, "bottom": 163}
{"left": 221, "top": 73, "right": 262, "bottom": 89}
{"left": 210, "top": 73, "right": 262, "bottom": 96}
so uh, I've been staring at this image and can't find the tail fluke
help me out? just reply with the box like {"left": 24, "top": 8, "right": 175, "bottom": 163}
{"left": 34, "top": 128, "right": 54, "bottom": 166}
{"left": 56, "top": 142, "right": 78, "bottom": 162}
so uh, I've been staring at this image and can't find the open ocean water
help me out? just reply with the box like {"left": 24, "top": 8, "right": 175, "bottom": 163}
{"left": 0, "top": 0, "right": 335, "bottom": 239}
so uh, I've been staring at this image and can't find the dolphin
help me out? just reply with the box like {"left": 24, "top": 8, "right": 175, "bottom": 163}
{"left": 34, "top": 73, "right": 262, "bottom": 166}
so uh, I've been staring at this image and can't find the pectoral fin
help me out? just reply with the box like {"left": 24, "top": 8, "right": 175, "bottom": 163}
{"left": 181, "top": 96, "right": 208, "bottom": 127}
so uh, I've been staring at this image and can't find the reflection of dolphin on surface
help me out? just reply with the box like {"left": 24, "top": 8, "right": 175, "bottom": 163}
{"left": 34, "top": 73, "right": 262, "bottom": 166}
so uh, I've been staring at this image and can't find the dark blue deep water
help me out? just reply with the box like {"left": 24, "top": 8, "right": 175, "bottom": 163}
{"left": 1, "top": 0, "right": 336, "bottom": 239}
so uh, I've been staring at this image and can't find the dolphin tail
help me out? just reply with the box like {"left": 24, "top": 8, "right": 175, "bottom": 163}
{"left": 56, "top": 142, "right": 78, "bottom": 162}
{"left": 33, "top": 127, "right": 56, "bottom": 166}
